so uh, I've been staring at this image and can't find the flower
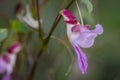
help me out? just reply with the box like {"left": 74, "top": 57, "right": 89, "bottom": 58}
{"left": 16, "top": 4, "right": 42, "bottom": 29}
{"left": 0, "top": 43, "right": 21, "bottom": 80}
{"left": 60, "top": 9, "right": 103, "bottom": 74}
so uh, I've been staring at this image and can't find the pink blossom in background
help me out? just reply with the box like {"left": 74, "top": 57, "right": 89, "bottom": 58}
{"left": 60, "top": 9, "right": 103, "bottom": 74}
{"left": 16, "top": 4, "right": 42, "bottom": 29}
{"left": 0, "top": 42, "right": 21, "bottom": 80}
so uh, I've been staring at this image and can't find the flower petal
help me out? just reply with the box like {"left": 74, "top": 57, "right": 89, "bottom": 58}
{"left": 76, "top": 30, "right": 97, "bottom": 48}
{"left": 71, "top": 25, "right": 81, "bottom": 33}
{"left": 0, "top": 56, "right": 7, "bottom": 73}
{"left": 7, "top": 43, "right": 21, "bottom": 54}
{"left": 93, "top": 24, "right": 103, "bottom": 35}
{"left": 3, "top": 74, "right": 11, "bottom": 80}
{"left": 72, "top": 43, "right": 88, "bottom": 74}
{"left": 75, "top": 24, "right": 103, "bottom": 48}
{"left": 60, "top": 9, "right": 78, "bottom": 24}
{"left": 23, "top": 15, "right": 39, "bottom": 29}
{"left": 0, "top": 56, "right": 12, "bottom": 76}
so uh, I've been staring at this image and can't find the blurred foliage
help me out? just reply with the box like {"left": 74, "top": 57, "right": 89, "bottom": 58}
{"left": 0, "top": 29, "right": 8, "bottom": 42}
{"left": 81, "top": 0, "right": 93, "bottom": 13}
{"left": 11, "top": 20, "right": 28, "bottom": 33}
{"left": 0, "top": 0, "right": 120, "bottom": 80}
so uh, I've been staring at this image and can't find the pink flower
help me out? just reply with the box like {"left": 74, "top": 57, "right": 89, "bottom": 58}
{"left": 0, "top": 43, "right": 21, "bottom": 80}
{"left": 60, "top": 9, "right": 103, "bottom": 74}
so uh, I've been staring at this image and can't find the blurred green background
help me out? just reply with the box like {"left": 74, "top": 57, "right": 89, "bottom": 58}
{"left": 0, "top": 0, "right": 120, "bottom": 80}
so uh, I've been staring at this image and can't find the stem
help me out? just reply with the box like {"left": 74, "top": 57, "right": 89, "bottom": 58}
{"left": 75, "top": 0, "right": 84, "bottom": 26}
{"left": 51, "top": 36, "right": 74, "bottom": 61}
{"left": 51, "top": 36, "right": 74, "bottom": 76}
{"left": 28, "top": 0, "right": 75, "bottom": 80}
{"left": 59, "top": 0, "right": 67, "bottom": 10}
{"left": 45, "top": 0, "right": 75, "bottom": 45}
{"left": 28, "top": 47, "right": 45, "bottom": 80}
{"left": 36, "top": 0, "right": 43, "bottom": 40}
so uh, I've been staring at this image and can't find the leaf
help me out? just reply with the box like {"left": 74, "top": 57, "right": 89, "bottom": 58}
{"left": 0, "top": 29, "right": 8, "bottom": 42}
{"left": 81, "top": 0, "right": 93, "bottom": 13}
{"left": 11, "top": 20, "right": 28, "bottom": 33}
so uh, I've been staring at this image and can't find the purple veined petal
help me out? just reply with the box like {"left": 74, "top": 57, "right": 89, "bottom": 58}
{"left": 72, "top": 43, "right": 88, "bottom": 74}
{"left": 75, "top": 24, "right": 103, "bottom": 48}
{"left": 0, "top": 55, "right": 13, "bottom": 74}
{"left": 71, "top": 25, "right": 81, "bottom": 33}
{"left": 2, "top": 74, "right": 11, "bottom": 80}
{"left": 92, "top": 24, "right": 103, "bottom": 35}
{"left": 2, "top": 55, "right": 10, "bottom": 63}
{"left": 75, "top": 30, "right": 97, "bottom": 48}
{"left": 84, "top": 24, "right": 91, "bottom": 29}
{"left": 0, "top": 56, "right": 7, "bottom": 73}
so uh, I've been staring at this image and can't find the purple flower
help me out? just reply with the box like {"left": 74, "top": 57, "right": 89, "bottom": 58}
{"left": 0, "top": 42, "right": 21, "bottom": 80}
{"left": 60, "top": 9, "right": 103, "bottom": 74}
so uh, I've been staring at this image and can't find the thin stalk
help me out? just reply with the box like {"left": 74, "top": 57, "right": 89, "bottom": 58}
{"left": 28, "top": 47, "right": 45, "bottom": 80}
{"left": 59, "top": 0, "right": 67, "bottom": 10}
{"left": 75, "top": 0, "right": 84, "bottom": 26}
{"left": 28, "top": 0, "right": 75, "bottom": 80}
{"left": 51, "top": 36, "right": 74, "bottom": 61}
{"left": 51, "top": 36, "right": 74, "bottom": 76}
{"left": 45, "top": 0, "right": 75, "bottom": 45}
{"left": 36, "top": 0, "right": 43, "bottom": 40}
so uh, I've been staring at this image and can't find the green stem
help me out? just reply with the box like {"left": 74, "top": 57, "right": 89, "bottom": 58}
{"left": 28, "top": 0, "right": 75, "bottom": 80}
{"left": 75, "top": 0, "right": 84, "bottom": 26}
{"left": 36, "top": 0, "right": 43, "bottom": 41}
{"left": 28, "top": 47, "right": 45, "bottom": 80}
{"left": 51, "top": 36, "right": 74, "bottom": 61}
{"left": 59, "top": 0, "right": 67, "bottom": 10}
{"left": 51, "top": 36, "right": 74, "bottom": 76}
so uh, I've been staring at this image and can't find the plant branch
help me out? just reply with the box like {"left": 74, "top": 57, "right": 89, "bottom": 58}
{"left": 28, "top": 0, "right": 75, "bottom": 80}
{"left": 75, "top": 0, "right": 84, "bottom": 26}
{"left": 45, "top": 0, "right": 75, "bottom": 45}
{"left": 51, "top": 36, "right": 74, "bottom": 76}
{"left": 28, "top": 47, "right": 45, "bottom": 80}
{"left": 36, "top": 0, "right": 43, "bottom": 40}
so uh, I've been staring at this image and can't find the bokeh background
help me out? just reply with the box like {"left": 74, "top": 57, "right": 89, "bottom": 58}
{"left": 0, "top": 0, "right": 120, "bottom": 80}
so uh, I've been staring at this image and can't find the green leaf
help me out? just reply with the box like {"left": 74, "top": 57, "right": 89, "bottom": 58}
{"left": 81, "top": 0, "right": 93, "bottom": 13}
{"left": 11, "top": 20, "right": 28, "bottom": 33}
{"left": 0, "top": 29, "right": 8, "bottom": 42}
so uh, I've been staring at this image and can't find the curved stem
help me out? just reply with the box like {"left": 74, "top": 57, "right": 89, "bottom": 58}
{"left": 51, "top": 36, "right": 74, "bottom": 61}
{"left": 75, "top": 0, "right": 84, "bottom": 26}
{"left": 59, "top": 0, "right": 67, "bottom": 10}
{"left": 51, "top": 36, "right": 74, "bottom": 76}
{"left": 45, "top": 0, "right": 75, "bottom": 45}
{"left": 28, "top": 0, "right": 75, "bottom": 80}
{"left": 28, "top": 46, "right": 45, "bottom": 80}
